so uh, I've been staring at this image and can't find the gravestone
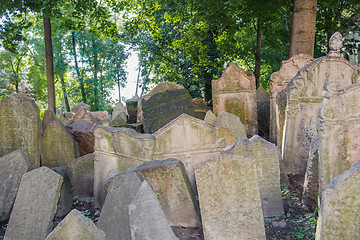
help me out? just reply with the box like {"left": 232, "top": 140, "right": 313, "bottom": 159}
{"left": 94, "top": 126, "right": 155, "bottom": 208}
{"left": 224, "top": 135, "right": 284, "bottom": 217}
{"left": 212, "top": 63, "right": 257, "bottom": 136}
{"left": 215, "top": 111, "right": 247, "bottom": 139}
{"left": 256, "top": 86, "right": 270, "bottom": 138}
{"left": 129, "top": 180, "right": 178, "bottom": 240}
{"left": 52, "top": 167, "right": 73, "bottom": 218}
{"left": 71, "top": 102, "right": 91, "bottom": 113}
{"left": 302, "top": 138, "right": 319, "bottom": 207}
{"left": 0, "top": 93, "right": 41, "bottom": 169}
{"left": 204, "top": 110, "right": 216, "bottom": 124}
{"left": 42, "top": 109, "right": 58, "bottom": 132}
{"left": 109, "top": 102, "right": 127, "bottom": 127}
{"left": 318, "top": 82, "right": 360, "bottom": 192}
{"left": 315, "top": 160, "right": 360, "bottom": 240}
{"left": 126, "top": 97, "right": 139, "bottom": 124}
{"left": 153, "top": 113, "right": 234, "bottom": 193}
{"left": 188, "top": 97, "right": 210, "bottom": 120}
{"left": 0, "top": 150, "right": 30, "bottom": 220}
{"left": 98, "top": 172, "right": 143, "bottom": 240}
{"left": 67, "top": 119, "right": 97, "bottom": 156}
{"left": 269, "top": 54, "right": 314, "bottom": 143}
{"left": 282, "top": 32, "right": 360, "bottom": 175}
{"left": 194, "top": 154, "right": 266, "bottom": 240}
{"left": 71, "top": 153, "right": 95, "bottom": 198}
{"left": 45, "top": 209, "right": 105, "bottom": 240}
{"left": 4, "top": 167, "right": 63, "bottom": 240}
{"left": 41, "top": 120, "right": 78, "bottom": 174}
{"left": 132, "top": 158, "right": 201, "bottom": 227}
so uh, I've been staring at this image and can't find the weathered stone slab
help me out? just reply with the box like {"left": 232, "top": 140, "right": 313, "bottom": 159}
{"left": 215, "top": 111, "right": 247, "bottom": 138}
{"left": 194, "top": 154, "right": 266, "bottom": 240}
{"left": 224, "top": 135, "right": 284, "bottom": 217}
{"left": 67, "top": 119, "right": 97, "bottom": 156}
{"left": 132, "top": 158, "right": 201, "bottom": 227}
{"left": 42, "top": 109, "right": 58, "bottom": 132}
{"left": 269, "top": 54, "right": 314, "bottom": 143}
{"left": 302, "top": 138, "right": 319, "bottom": 207}
{"left": 203, "top": 110, "right": 216, "bottom": 124}
{"left": 41, "top": 120, "right": 78, "bottom": 174}
{"left": 282, "top": 33, "right": 360, "bottom": 175}
{"left": 71, "top": 154, "right": 95, "bottom": 198}
{"left": 188, "top": 97, "right": 210, "bottom": 120}
{"left": 45, "top": 209, "right": 105, "bottom": 240}
{"left": 256, "top": 86, "right": 270, "bottom": 138}
{"left": 0, "top": 150, "right": 30, "bottom": 220}
{"left": 315, "top": 160, "right": 360, "bottom": 240}
{"left": 153, "top": 113, "right": 234, "bottom": 193}
{"left": 98, "top": 172, "right": 143, "bottom": 240}
{"left": 52, "top": 167, "right": 73, "bottom": 218}
{"left": 72, "top": 102, "right": 91, "bottom": 113}
{"left": 212, "top": 63, "right": 257, "bottom": 136}
{"left": 126, "top": 97, "right": 139, "bottom": 124}
{"left": 129, "top": 180, "right": 178, "bottom": 240}
{"left": 137, "top": 82, "right": 194, "bottom": 133}
{"left": 318, "top": 82, "right": 360, "bottom": 192}
{"left": 0, "top": 93, "right": 41, "bottom": 169}
{"left": 94, "top": 126, "right": 155, "bottom": 208}
{"left": 4, "top": 167, "right": 63, "bottom": 240}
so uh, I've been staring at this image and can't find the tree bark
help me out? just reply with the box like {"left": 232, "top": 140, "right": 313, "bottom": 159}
{"left": 289, "top": 0, "right": 317, "bottom": 57}
{"left": 43, "top": 16, "right": 56, "bottom": 114}
{"left": 255, "top": 18, "right": 262, "bottom": 89}
{"left": 60, "top": 75, "right": 70, "bottom": 112}
{"left": 72, "top": 31, "right": 87, "bottom": 103}
{"left": 92, "top": 38, "right": 100, "bottom": 111}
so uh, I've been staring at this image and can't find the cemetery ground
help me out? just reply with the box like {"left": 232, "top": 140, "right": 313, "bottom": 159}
{"left": 0, "top": 175, "right": 317, "bottom": 240}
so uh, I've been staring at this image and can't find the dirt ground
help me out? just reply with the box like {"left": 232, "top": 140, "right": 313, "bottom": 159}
{"left": 0, "top": 175, "right": 316, "bottom": 240}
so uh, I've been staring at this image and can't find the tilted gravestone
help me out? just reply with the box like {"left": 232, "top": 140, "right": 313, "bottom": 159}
{"left": 93, "top": 126, "right": 155, "bottom": 208}
{"left": 282, "top": 32, "right": 360, "bottom": 176}
{"left": 45, "top": 209, "right": 105, "bottom": 240}
{"left": 318, "top": 82, "right": 360, "bottom": 193}
{"left": 194, "top": 154, "right": 266, "bottom": 240}
{"left": 188, "top": 97, "right": 210, "bottom": 120}
{"left": 153, "top": 114, "right": 235, "bottom": 194}
{"left": 132, "top": 158, "right": 201, "bottom": 227}
{"left": 66, "top": 119, "right": 97, "bottom": 156}
{"left": 71, "top": 153, "right": 95, "bottom": 198}
{"left": 4, "top": 167, "right": 63, "bottom": 240}
{"left": 129, "top": 180, "right": 178, "bottom": 240}
{"left": 203, "top": 110, "right": 216, "bottom": 124}
{"left": 0, "top": 150, "right": 30, "bottom": 220}
{"left": 0, "top": 93, "right": 41, "bottom": 169}
{"left": 212, "top": 63, "right": 257, "bottom": 136}
{"left": 215, "top": 111, "right": 247, "bottom": 139}
{"left": 302, "top": 138, "right": 319, "bottom": 207}
{"left": 315, "top": 160, "right": 360, "bottom": 240}
{"left": 98, "top": 172, "right": 143, "bottom": 240}
{"left": 71, "top": 102, "right": 91, "bottom": 113}
{"left": 224, "top": 135, "right": 284, "bottom": 217}
{"left": 269, "top": 54, "right": 314, "bottom": 143}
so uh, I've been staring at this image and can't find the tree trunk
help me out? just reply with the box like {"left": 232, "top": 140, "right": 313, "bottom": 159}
{"left": 43, "top": 16, "right": 56, "bottom": 114}
{"left": 255, "top": 18, "right": 262, "bottom": 89}
{"left": 60, "top": 75, "right": 70, "bottom": 112}
{"left": 289, "top": 0, "right": 317, "bottom": 57}
{"left": 92, "top": 39, "right": 100, "bottom": 111}
{"left": 72, "top": 31, "right": 87, "bottom": 103}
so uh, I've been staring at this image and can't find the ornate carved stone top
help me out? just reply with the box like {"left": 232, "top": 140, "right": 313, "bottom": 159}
{"left": 328, "top": 32, "right": 343, "bottom": 57}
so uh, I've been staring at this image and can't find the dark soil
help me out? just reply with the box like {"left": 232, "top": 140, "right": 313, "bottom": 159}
{"left": 0, "top": 175, "right": 316, "bottom": 240}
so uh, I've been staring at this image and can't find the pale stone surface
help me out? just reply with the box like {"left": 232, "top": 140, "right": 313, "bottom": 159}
{"left": 318, "top": 82, "right": 360, "bottom": 192}
{"left": 129, "top": 180, "right": 177, "bottom": 240}
{"left": 224, "top": 135, "right": 284, "bottom": 217}
{"left": 215, "top": 111, "right": 247, "bottom": 138}
{"left": 194, "top": 154, "right": 266, "bottom": 240}
{"left": 282, "top": 50, "right": 360, "bottom": 176}
{"left": 132, "top": 158, "right": 201, "bottom": 227}
{"left": 153, "top": 113, "right": 234, "bottom": 193}
{"left": 4, "top": 167, "right": 63, "bottom": 240}
{"left": 212, "top": 63, "right": 257, "bottom": 136}
{"left": 0, "top": 93, "right": 41, "bottom": 169}
{"left": 302, "top": 138, "right": 319, "bottom": 207}
{"left": 71, "top": 154, "right": 95, "bottom": 198}
{"left": 315, "top": 160, "right": 360, "bottom": 240}
{"left": 203, "top": 110, "right": 216, "bottom": 124}
{"left": 41, "top": 120, "right": 78, "bottom": 175}
{"left": 94, "top": 126, "right": 155, "bottom": 208}
{"left": 256, "top": 86, "right": 270, "bottom": 138}
{"left": 137, "top": 82, "right": 194, "bottom": 133}
{"left": 98, "top": 172, "right": 143, "bottom": 240}
{"left": 269, "top": 54, "right": 314, "bottom": 143}
{"left": 45, "top": 209, "right": 105, "bottom": 240}
{"left": 72, "top": 102, "right": 91, "bottom": 113}
{"left": 0, "top": 150, "right": 30, "bottom": 220}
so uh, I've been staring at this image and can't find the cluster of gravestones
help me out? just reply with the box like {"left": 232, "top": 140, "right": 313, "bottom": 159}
{"left": 0, "top": 32, "right": 359, "bottom": 239}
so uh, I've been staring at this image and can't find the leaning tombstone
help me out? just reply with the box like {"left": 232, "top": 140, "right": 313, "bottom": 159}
{"left": 0, "top": 93, "right": 41, "bottom": 169}
{"left": 45, "top": 209, "right": 105, "bottom": 240}
{"left": 212, "top": 63, "right": 258, "bottom": 136}
{"left": 129, "top": 180, "right": 178, "bottom": 240}
{"left": 66, "top": 119, "right": 97, "bottom": 156}
{"left": 315, "top": 160, "right": 360, "bottom": 240}
{"left": 282, "top": 32, "right": 360, "bottom": 176}
{"left": 71, "top": 102, "right": 91, "bottom": 114}
{"left": 4, "top": 167, "right": 63, "bottom": 240}
{"left": 194, "top": 154, "right": 266, "bottom": 240}
{"left": 131, "top": 158, "right": 201, "bottom": 227}
{"left": 224, "top": 135, "right": 284, "bottom": 217}
{"left": 126, "top": 97, "right": 139, "bottom": 124}
{"left": 214, "top": 111, "right": 247, "bottom": 138}
{"left": 0, "top": 150, "right": 30, "bottom": 220}
{"left": 93, "top": 126, "right": 155, "bottom": 208}
{"left": 269, "top": 54, "right": 314, "bottom": 143}
{"left": 52, "top": 167, "right": 73, "bottom": 218}
{"left": 71, "top": 153, "right": 95, "bottom": 198}
{"left": 302, "top": 138, "right": 319, "bottom": 207}
{"left": 188, "top": 97, "right": 211, "bottom": 120}
{"left": 203, "top": 110, "right": 216, "bottom": 124}
{"left": 318, "top": 82, "right": 360, "bottom": 192}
